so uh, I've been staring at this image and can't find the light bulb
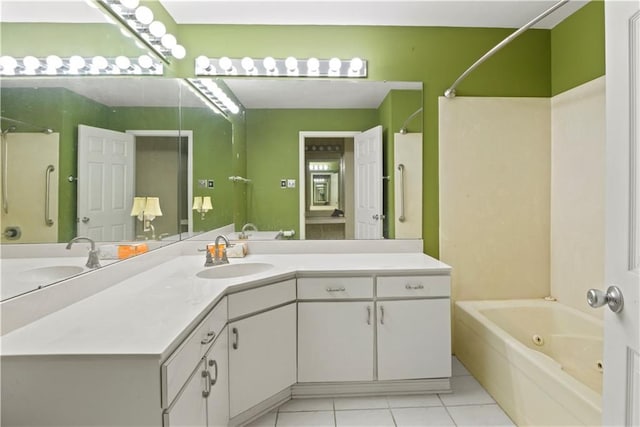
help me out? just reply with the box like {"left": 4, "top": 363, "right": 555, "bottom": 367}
{"left": 138, "top": 54, "right": 154, "bottom": 69}
{"left": 329, "top": 57, "right": 342, "bottom": 72}
{"left": 23, "top": 56, "right": 41, "bottom": 70}
{"left": 46, "top": 55, "right": 63, "bottom": 69}
{"left": 263, "top": 56, "right": 276, "bottom": 72}
{"left": 161, "top": 33, "right": 177, "bottom": 49}
{"left": 134, "top": 6, "right": 154, "bottom": 25}
{"left": 171, "top": 44, "right": 186, "bottom": 59}
{"left": 120, "top": 0, "right": 140, "bottom": 9}
{"left": 241, "top": 57, "right": 255, "bottom": 72}
{"left": 285, "top": 56, "right": 297, "bottom": 71}
{"left": 306, "top": 57, "right": 320, "bottom": 72}
{"left": 350, "top": 57, "right": 363, "bottom": 72}
{"left": 149, "top": 21, "right": 166, "bottom": 38}
{"left": 115, "top": 56, "right": 131, "bottom": 70}
{"left": 92, "top": 56, "right": 108, "bottom": 70}
{"left": 69, "top": 55, "right": 86, "bottom": 70}
{"left": 218, "top": 56, "right": 233, "bottom": 72}
{"left": 196, "top": 55, "right": 211, "bottom": 71}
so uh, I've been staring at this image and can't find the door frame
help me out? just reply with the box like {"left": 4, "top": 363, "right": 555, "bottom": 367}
{"left": 126, "top": 130, "right": 194, "bottom": 234}
{"left": 299, "top": 131, "right": 359, "bottom": 240}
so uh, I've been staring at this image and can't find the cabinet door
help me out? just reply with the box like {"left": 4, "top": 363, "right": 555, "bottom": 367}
{"left": 298, "top": 302, "right": 374, "bottom": 382}
{"left": 228, "top": 303, "right": 296, "bottom": 417}
{"left": 206, "top": 327, "right": 229, "bottom": 427}
{"left": 163, "top": 359, "right": 207, "bottom": 427}
{"left": 377, "top": 299, "right": 451, "bottom": 381}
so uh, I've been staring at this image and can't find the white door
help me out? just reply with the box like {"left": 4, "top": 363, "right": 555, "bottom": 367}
{"left": 228, "top": 304, "right": 296, "bottom": 417}
{"left": 354, "top": 125, "right": 383, "bottom": 239}
{"left": 598, "top": 1, "right": 640, "bottom": 425}
{"left": 298, "top": 301, "right": 374, "bottom": 382}
{"left": 77, "top": 125, "right": 135, "bottom": 241}
{"left": 377, "top": 299, "right": 451, "bottom": 381}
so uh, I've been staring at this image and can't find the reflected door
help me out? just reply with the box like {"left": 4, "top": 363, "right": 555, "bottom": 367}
{"left": 77, "top": 125, "right": 135, "bottom": 241}
{"left": 354, "top": 125, "right": 382, "bottom": 239}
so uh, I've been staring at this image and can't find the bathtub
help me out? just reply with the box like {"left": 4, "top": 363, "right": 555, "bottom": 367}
{"left": 454, "top": 299, "right": 602, "bottom": 426}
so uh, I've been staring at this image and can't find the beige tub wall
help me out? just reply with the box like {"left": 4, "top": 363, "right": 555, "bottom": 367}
{"left": 550, "top": 77, "right": 605, "bottom": 319}
{"left": 439, "top": 97, "right": 551, "bottom": 307}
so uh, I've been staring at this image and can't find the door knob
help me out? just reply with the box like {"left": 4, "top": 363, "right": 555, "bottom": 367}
{"left": 81, "top": 217, "right": 90, "bottom": 223}
{"left": 587, "top": 286, "right": 624, "bottom": 313}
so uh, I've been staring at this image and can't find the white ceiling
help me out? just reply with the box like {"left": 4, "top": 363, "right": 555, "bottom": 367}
{"left": 1, "top": 0, "right": 588, "bottom": 29}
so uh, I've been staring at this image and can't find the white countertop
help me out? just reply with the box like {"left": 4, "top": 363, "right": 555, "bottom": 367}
{"left": 0, "top": 253, "right": 450, "bottom": 358}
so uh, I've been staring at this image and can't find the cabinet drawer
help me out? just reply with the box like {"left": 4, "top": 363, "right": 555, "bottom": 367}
{"left": 377, "top": 275, "right": 450, "bottom": 298}
{"left": 298, "top": 277, "right": 373, "bottom": 299}
{"left": 161, "top": 298, "right": 227, "bottom": 408}
{"left": 228, "top": 279, "right": 296, "bottom": 319}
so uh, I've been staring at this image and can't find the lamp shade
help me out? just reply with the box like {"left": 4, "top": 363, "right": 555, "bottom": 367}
{"left": 201, "top": 196, "right": 213, "bottom": 211}
{"left": 193, "top": 196, "right": 203, "bottom": 211}
{"left": 130, "top": 197, "right": 147, "bottom": 220}
{"left": 144, "top": 197, "right": 163, "bottom": 219}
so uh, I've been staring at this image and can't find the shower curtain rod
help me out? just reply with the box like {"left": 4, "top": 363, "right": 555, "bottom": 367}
{"left": 0, "top": 116, "right": 54, "bottom": 134}
{"left": 444, "top": 0, "right": 569, "bottom": 98}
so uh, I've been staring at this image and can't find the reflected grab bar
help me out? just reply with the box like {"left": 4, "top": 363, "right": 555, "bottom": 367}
{"left": 397, "top": 163, "right": 406, "bottom": 223}
{"left": 45, "top": 164, "right": 55, "bottom": 226}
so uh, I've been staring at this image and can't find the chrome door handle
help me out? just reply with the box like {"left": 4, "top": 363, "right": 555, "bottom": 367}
{"left": 81, "top": 217, "right": 90, "bottom": 224}
{"left": 200, "top": 330, "right": 215, "bottom": 345}
{"left": 208, "top": 359, "right": 218, "bottom": 386}
{"left": 587, "top": 286, "right": 624, "bottom": 313}
{"left": 232, "top": 327, "right": 239, "bottom": 349}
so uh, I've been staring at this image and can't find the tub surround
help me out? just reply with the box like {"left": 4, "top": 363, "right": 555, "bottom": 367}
{"left": 455, "top": 299, "right": 602, "bottom": 426}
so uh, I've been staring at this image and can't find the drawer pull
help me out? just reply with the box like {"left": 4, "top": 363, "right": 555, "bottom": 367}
{"left": 380, "top": 305, "right": 385, "bottom": 325}
{"left": 202, "top": 369, "right": 212, "bottom": 398}
{"left": 208, "top": 359, "right": 218, "bottom": 386}
{"left": 366, "top": 306, "right": 371, "bottom": 325}
{"left": 326, "top": 287, "right": 346, "bottom": 292}
{"left": 405, "top": 284, "right": 425, "bottom": 290}
{"left": 200, "top": 331, "right": 216, "bottom": 345}
{"left": 232, "top": 327, "right": 239, "bottom": 350}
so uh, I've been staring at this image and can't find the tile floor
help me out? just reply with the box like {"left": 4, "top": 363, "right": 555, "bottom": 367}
{"left": 245, "top": 357, "right": 515, "bottom": 427}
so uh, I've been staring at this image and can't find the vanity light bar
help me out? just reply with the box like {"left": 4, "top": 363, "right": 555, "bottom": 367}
{"left": 195, "top": 56, "right": 367, "bottom": 78}
{"left": 0, "top": 55, "right": 163, "bottom": 76}
{"left": 186, "top": 79, "right": 241, "bottom": 116}
{"left": 94, "top": 0, "right": 186, "bottom": 63}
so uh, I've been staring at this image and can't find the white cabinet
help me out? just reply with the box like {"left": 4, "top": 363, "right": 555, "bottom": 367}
{"left": 298, "top": 302, "right": 374, "bottom": 382}
{"left": 228, "top": 303, "right": 297, "bottom": 417}
{"left": 163, "top": 327, "right": 229, "bottom": 427}
{"left": 376, "top": 299, "right": 450, "bottom": 380}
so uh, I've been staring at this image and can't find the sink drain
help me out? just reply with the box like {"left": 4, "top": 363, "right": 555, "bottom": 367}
{"left": 532, "top": 334, "right": 544, "bottom": 346}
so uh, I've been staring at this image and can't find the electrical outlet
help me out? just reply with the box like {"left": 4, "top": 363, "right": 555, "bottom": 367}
{"left": 287, "top": 179, "right": 296, "bottom": 188}
{"left": 207, "top": 180, "right": 214, "bottom": 188}
{"left": 280, "top": 179, "right": 287, "bottom": 188}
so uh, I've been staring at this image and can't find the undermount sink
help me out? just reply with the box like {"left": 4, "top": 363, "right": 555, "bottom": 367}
{"left": 19, "top": 265, "right": 85, "bottom": 283}
{"left": 196, "top": 262, "right": 274, "bottom": 279}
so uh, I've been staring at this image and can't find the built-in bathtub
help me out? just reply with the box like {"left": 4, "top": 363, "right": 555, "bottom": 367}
{"left": 454, "top": 299, "right": 602, "bottom": 426}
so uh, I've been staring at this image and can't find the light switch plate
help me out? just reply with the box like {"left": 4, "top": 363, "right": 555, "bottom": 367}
{"left": 287, "top": 179, "right": 296, "bottom": 188}
{"left": 198, "top": 179, "right": 207, "bottom": 188}
{"left": 280, "top": 179, "right": 287, "bottom": 188}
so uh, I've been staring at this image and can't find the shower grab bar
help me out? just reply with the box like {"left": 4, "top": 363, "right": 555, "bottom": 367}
{"left": 398, "top": 163, "right": 406, "bottom": 223}
{"left": 45, "top": 164, "right": 55, "bottom": 226}
{"left": 444, "top": 0, "right": 569, "bottom": 98}
{"left": 2, "top": 134, "right": 8, "bottom": 214}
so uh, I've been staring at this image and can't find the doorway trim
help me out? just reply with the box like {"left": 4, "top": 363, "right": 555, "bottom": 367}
{"left": 299, "top": 131, "right": 359, "bottom": 239}
{"left": 126, "top": 130, "right": 194, "bottom": 234}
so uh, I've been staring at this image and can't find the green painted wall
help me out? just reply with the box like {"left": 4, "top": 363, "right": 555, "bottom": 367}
{"left": 245, "top": 109, "right": 378, "bottom": 235}
{"left": 551, "top": 1, "right": 605, "bottom": 95}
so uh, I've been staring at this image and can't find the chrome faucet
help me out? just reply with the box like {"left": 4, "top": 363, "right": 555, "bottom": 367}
{"left": 204, "top": 235, "right": 231, "bottom": 267}
{"left": 239, "top": 223, "right": 258, "bottom": 239}
{"left": 66, "top": 236, "right": 101, "bottom": 269}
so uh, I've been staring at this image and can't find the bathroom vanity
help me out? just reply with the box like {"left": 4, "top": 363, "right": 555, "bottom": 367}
{"left": 0, "top": 241, "right": 451, "bottom": 427}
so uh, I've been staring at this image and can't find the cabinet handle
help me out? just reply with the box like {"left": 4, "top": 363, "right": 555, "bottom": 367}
{"left": 405, "top": 284, "right": 424, "bottom": 290}
{"left": 200, "top": 330, "right": 216, "bottom": 345}
{"left": 202, "top": 369, "right": 211, "bottom": 398}
{"left": 208, "top": 359, "right": 218, "bottom": 386}
{"left": 326, "top": 286, "right": 346, "bottom": 292}
{"left": 366, "top": 306, "right": 371, "bottom": 325}
{"left": 232, "top": 327, "right": 239, "bottom": 350}
{"left": 380, "top": 305, "right": 385, "bottom": 325}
